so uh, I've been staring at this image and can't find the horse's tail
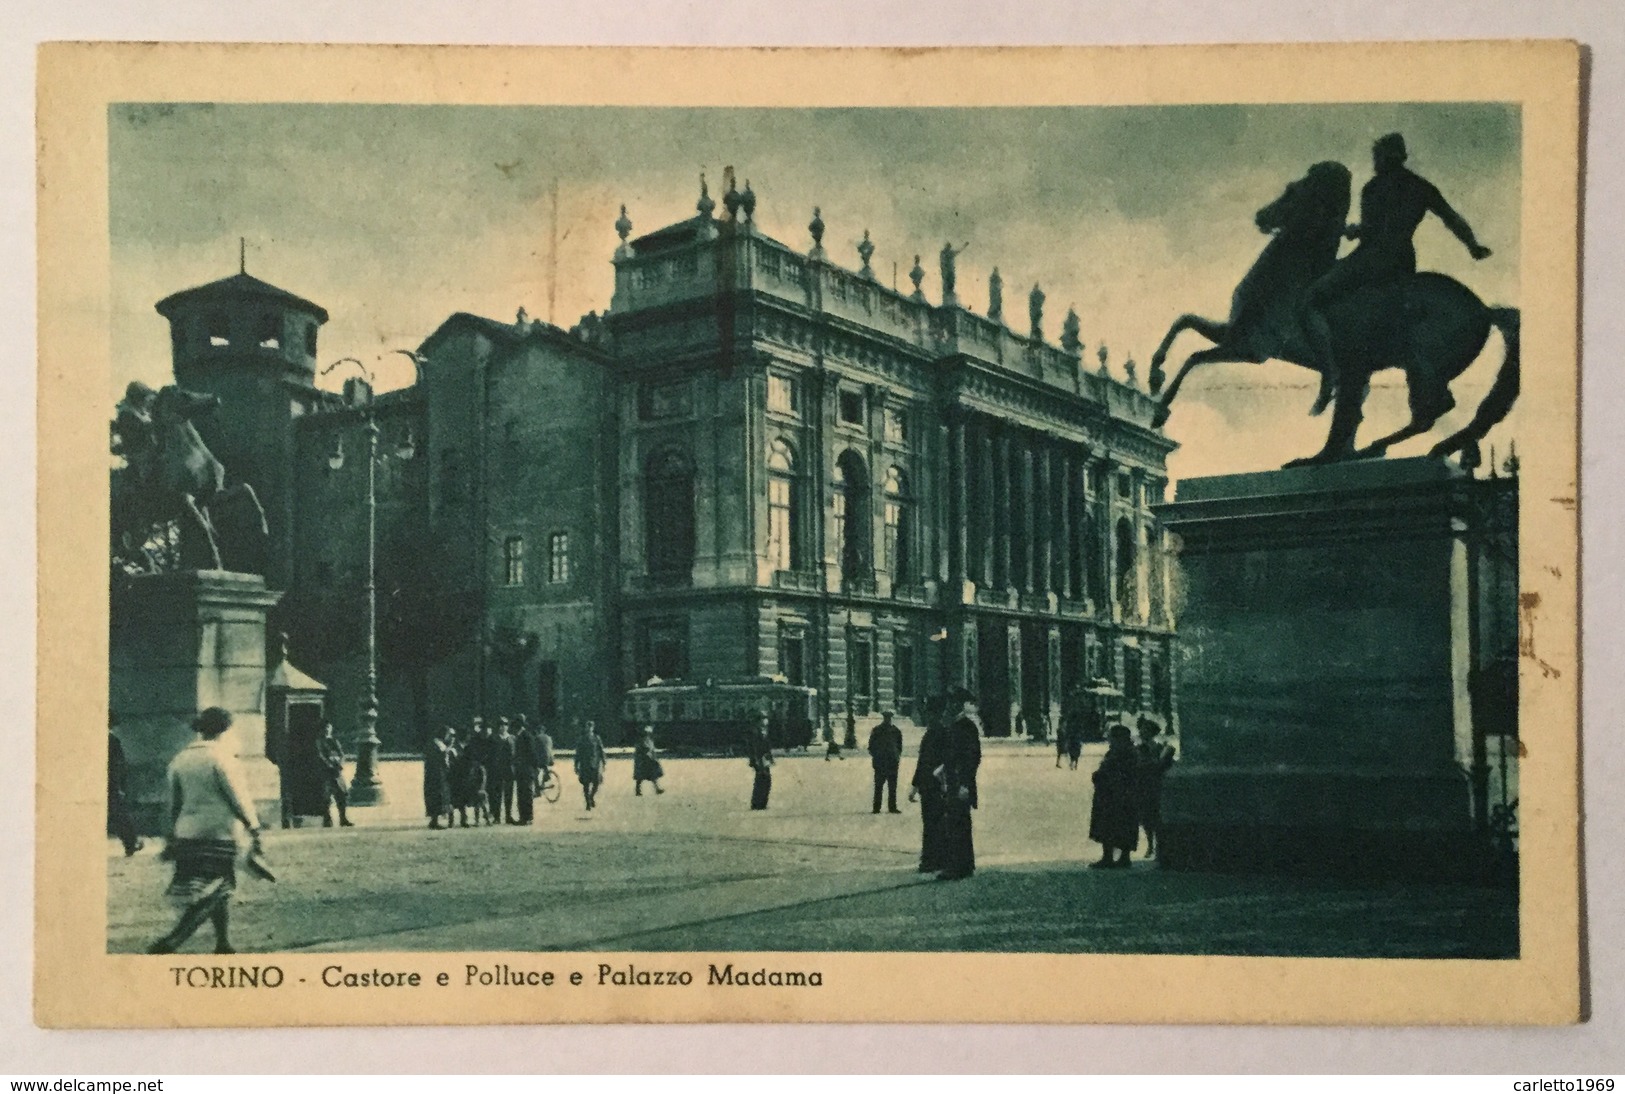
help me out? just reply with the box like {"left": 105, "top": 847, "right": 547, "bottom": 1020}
{"left": 1428, "top": 305, "right": 1519, "bottom": 465}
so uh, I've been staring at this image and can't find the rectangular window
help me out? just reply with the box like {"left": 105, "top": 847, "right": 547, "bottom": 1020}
{"left": 838, "top": 389, "right": 865, "bottom": 427}
{"left": 779, "top": 628, "right": 807, "bottom": 687}
{"left": 883, "top": 407, "right": 908, "bottom": 445}
{"left": 638, "top": 379, "right": 693, "bottom": 421}
{"left": 767, "top": 374, "right": 800, "bottom": 416}
{"left": 1117, "top": 473, "right": 1133, "bottom": 499}
{"left": 537, "top": 661, "right": 559, "bottom": 720}
{"left": 895, "top": 636, "right": 915, "bottom": 705}
{"left": 643, "top": 618, "right": 689, "bottom": 683}
{"left": 207, "top": 312, "right": 230, "bottom": 348}
{"left": 548, "top": 531, "right": 570, "bottom": 584}
{"left": 503, "top": 535, "right": 525, "bottom": 586}
{"left": 768, "top": 478, "right": 793, "bottom": 571}
{"left": 257, "top": 314, "right": 282, "bottom": 351}
{"left": 849, "top": 632, "right": 874, "bottom": 716}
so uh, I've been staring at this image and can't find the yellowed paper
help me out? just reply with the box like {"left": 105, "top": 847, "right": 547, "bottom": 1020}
{"left": 38, "top": 40, "right": 1580, "bottom": 1027}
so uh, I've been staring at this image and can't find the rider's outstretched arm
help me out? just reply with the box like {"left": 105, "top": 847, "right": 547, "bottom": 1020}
{"left": 1427, "top": 184, "right": 1491, "bottom": 258}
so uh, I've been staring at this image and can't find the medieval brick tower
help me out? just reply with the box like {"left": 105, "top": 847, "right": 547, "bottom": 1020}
{"left": 153, "top": 258, "right": 329, "bottom": 590}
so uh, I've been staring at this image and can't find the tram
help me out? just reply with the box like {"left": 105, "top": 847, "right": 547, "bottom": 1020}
{"left": 620, "top": 677, "right": 818, "bottom": 755}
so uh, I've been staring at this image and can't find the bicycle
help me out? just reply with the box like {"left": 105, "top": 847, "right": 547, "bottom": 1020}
{"left": 538, "top": 766, "right": 562, "bottom": 804}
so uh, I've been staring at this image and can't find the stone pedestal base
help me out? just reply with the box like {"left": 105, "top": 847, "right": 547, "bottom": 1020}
{"left": 110, "top": 570, "right": 282, "bottom": 834}
{"left": 1156, "top": 458, "right": 1487, "bottom": 878}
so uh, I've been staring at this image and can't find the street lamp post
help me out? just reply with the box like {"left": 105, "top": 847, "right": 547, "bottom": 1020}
{"left": 322, "top": 355, "right": 403, "bottom": 806}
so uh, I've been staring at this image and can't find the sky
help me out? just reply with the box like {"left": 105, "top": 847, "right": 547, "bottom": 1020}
{"left": 109, "top": 102, "right": 1521, "bottom": 480}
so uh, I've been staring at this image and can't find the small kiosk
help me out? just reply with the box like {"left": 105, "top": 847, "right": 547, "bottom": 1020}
{"left": 263, "top": 637, "right": 330, "bottom": 827}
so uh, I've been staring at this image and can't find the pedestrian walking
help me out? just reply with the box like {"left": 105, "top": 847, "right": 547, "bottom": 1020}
{"left": 633, "top": 725, "right": 665, "bottom": 795}
{"left": 1089, "top": 723, "right": 1140, "bottom": 869}
{"left": 574, "top": 721, "right": 607, "bottom": 810}
{"left": 747, "top": 713, "right": 774, "bottom": 810}
{"left": 823, "top": 725, "right": 844, "bottom": 761}
{"left": 146, "top": 707, "right": 266, "bottom": 955}
{"left": 316, "top": 722, "right": 354, "bottom": 828}
{"left": 908, "top": 696, "right": 948, "bottom": 874}
{"left": 513, "top": 717, "right": 539, "bottom": 826}
{"left": 1134, "top": 717, "right": 1176, "bottom": 859}
{"left": 868, "top": 710, "right": 904, "bottom": 814}
{"left": 108, "top": 720, "right": 143, "bottom": 856}
{"left": 938, "top": 686, "right": 983, "bottom": 881}
{"left": 423, "top": 727, "right": 454, "bottom": 830}
{"left": 536, "top": 720, "right": 556, "bottom": 795}
{"left": 493, "top": 718, "right": 519, "bottom": 824}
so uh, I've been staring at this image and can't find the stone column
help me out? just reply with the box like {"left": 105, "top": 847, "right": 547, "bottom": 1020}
{"left": 950, "top": 413, "right": 968, "bottom": 595}
{"left": 1020, "top": 439, "right": 1036, "bottom": 594}
{"left": 1037, "top": 441, "right": 1053, "bottom": 597}
{"left": 1058, "top": 448, "right": 1075, "bottom": 601}
{"left": 995, "top": 428, "right": 1012, "bottom": 589}
{"left": 978, "top": 421, "right": 996, "bottom": 589}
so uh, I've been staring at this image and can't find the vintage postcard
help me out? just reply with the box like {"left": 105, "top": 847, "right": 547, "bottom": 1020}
{"left": 36, "top": 41, "right": 1580, "bottom": 1027}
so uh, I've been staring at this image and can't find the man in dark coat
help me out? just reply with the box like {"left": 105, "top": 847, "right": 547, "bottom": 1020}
{"left": 513, "top": 717, "right": 539, "bottom": 826}
{"left": 908, "top": 696, "right": 948, "bottom": 873}
{"left": 747, "top": 713, "right": 774, "bottom": 810}
{"left": 491, "top": 718, "right": 518, "bottom": 824}
{"left": 938, "top": 686, "right": 983, "bottom": 880}
{"left": 423, "top": 727, "right": 453, "bottom": 829}
{"left": 316, "top": 722, "right": 354, "bottom": 828}
{"left": 108, "top": 724, "right": 143, "bottom": 856}
{"left": 867, "top": 710, "right": 905, "bottom": 814}
{"left": 1089, "top": 723, "right": 1139, "bottom": 868}
{"left": 573, "top": 721, "right": 607, "bottom": 810}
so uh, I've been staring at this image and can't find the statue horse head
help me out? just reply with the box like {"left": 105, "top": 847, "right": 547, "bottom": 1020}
{"left": 1254, "top": 160, "right": 1351, "bottom": 239}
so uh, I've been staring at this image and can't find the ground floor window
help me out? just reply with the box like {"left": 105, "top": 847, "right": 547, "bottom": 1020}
{"left": 779, "top": 627, "right": 807, "bottom": 687}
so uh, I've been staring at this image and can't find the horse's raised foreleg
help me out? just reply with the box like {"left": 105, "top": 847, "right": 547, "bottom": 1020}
{"left": 1150, "top": 314, "right": 1230, "bottom": 377}
{"left": 1151, "top": 344, "right": 1245, "bottom": 428}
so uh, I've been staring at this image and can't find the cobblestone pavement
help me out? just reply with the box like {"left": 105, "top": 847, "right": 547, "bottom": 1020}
{"left": 107, "top": 743, "right": 1516, "bottom": 957}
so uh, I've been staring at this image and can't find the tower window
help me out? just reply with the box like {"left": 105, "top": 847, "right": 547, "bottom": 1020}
{"left": 257, "top": 314, "right": 282, "bottom": 350}
{"left": 503, "top": 535, "right": 525, "bottom": 586}
{"left": 207, "top": 312, "right": 230, "bottom": 348}
{"left": 548, "top": 532, "right": 570, "bottom": 584}
{"left": 304, "top": 323, "right": 318, "bottom": 357}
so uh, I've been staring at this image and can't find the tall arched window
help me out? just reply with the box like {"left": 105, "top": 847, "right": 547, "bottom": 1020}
{"left": 1115, "top": 517, "right": 1138, "bottom": 620}
{"left": 767, "top": 439, "right": 801, "bottom": 572}
{"left": 833, "top": 449, "right": 871, "bottom": 585}
{"left": 645, "top": 448, "right": 695, "bottom": 584}
{"left": 884, "top": 466, "right": 912, "bottom": 586}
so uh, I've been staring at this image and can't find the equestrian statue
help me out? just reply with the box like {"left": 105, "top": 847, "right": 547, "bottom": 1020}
{"left": 1149, "top": 132, "right": 1518, "bottom": 469}
{"left": 110, "top": 381, "right": 269, "bottom": 575}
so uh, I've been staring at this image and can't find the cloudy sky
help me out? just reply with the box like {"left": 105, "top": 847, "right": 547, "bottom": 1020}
{"left": 109, "top": 101, "right": 1520, "bottom": 479}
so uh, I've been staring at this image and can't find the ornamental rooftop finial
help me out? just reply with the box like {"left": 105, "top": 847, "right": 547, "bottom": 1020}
{"left": 696, "top": 173, "right": 715, "bottom": 220}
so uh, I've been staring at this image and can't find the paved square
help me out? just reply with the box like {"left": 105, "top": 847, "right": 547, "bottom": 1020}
{"left": 108, "top": 742, "right": 1516, "bottom": 957}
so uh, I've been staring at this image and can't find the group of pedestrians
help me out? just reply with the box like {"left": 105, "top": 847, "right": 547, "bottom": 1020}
{"left": 1087, "top": 718, "right": 1177, "bottom": 867}
{"left": 421, "top": 715, "right": 556, "bottom": 829}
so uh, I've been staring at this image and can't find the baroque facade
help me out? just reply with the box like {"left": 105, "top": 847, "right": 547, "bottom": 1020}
{"left": 146, "top": 178, "right": 1177, "bottom": 750}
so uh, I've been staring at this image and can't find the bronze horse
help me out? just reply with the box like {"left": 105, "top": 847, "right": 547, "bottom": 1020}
{"left": 1149, "top": 161, "right": 1519, "bottom": 468}
{"left": 110, "top": 385, "right": 268, "bottom": 574}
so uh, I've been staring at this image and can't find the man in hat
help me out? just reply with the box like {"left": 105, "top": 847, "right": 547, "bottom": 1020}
{"left": 1299, "top": 132, "right": 1493, "bottom": 404}
{"left": 512, "top": 716, "right": 539, "bottom": 826}
{"left": 573, "top": 721, "right": 607, "bottom": 810}
{"left": 867, "top": 710, "right": 904, "bottom": 814}
{"left": 938, "top": 686, "right": 983, "bottom": 880}
{"left": 492, "top": 718, "right": 518, "bottom": 824}
{"left": 108, "top": 716, "right": 143, "bottom": 856}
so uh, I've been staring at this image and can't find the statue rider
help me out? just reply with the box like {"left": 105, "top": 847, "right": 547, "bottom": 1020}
{"left": 112, "top": 381, "right": 158, "bottom": 482}
{"left": 1299, "top": 133, "right": 1492, "bottom": 410}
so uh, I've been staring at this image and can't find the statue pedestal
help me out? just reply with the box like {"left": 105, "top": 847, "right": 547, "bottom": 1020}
{"left": 110, "top": 570, "right": 282, "bottom": 834}
{"left": 1155, "top": 458, "right": 1483, "bottom": 876}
